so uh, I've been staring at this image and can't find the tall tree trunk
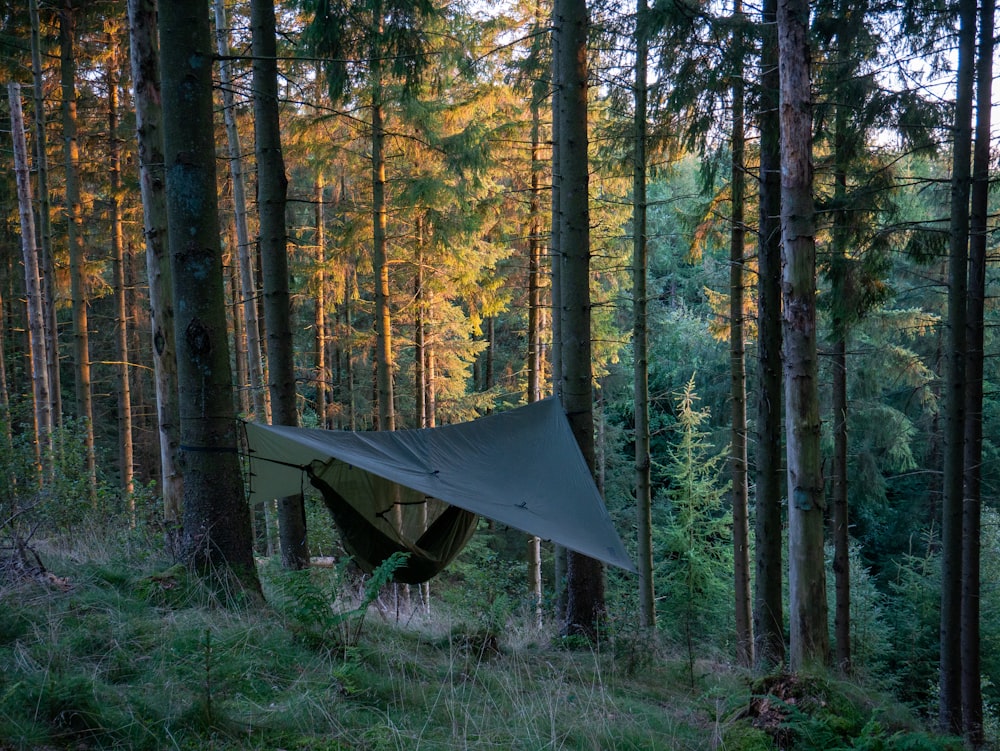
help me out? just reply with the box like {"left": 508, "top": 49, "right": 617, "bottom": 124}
{"left": 229, "top": 245, "right": 251, "bottom": 418}
{"left": 372, "top": 97, "right": 395, "bottom": 431}
{"left": 413, "top": 222, "right": 431, "bottom": 609}
{"left": 215, "top": 0, "right": 277, "bottom": 556}
{"left": 961, "top": 1, "right": 992, "bottom": 744}
{"left": 128, "top": 0, "right": 184, "bottom": 533}
{"left": 108, "top": 40, "right": 136, "bottom": 502}
{"left": 345, "top": 265, "right": 357, "bottom": 430}
{"left": 939, "top": 0, "right": 976, "bottom": 733}
{"left": 425, "top": 297, "right": 437, "bottom": 428}
{"left": 29, "top": 0, "right": 62, "bottom": 426}
{"left": 527, "top": 18, "right": 545, "bottom": 627}
{"left": 549, "top": 17, "right": 567, "bottom": 624}
{"left": 829, "top": 10, "right": 856, "bottom": 673}
{"left": 415, "top": 217, "right": 426, "bottom": 426}
{"left": 633, "top": 0, "right": 654, "bottom": 630}
{"left": 60, "top": 0, "right": 98, "bottom": 505}
{"left": 555, "top": 0, "right": 604, "bottom": 640}
{"left": 252, "top": 0, "right": 310, "bottom": 570}
{"left": 314, "top": 174, "right": 328, "bottom": 428}
{"left": 831, "top": 333, "right": 849, "bottom": 670}
{"left": 730, "top": 0, "right": 752, "bottom": 669}
{"left": 0, "top": 289, "right": 11, "bottom": 453}
{"left": 125, "top": 243, "right": 149, "bottom": 481}
{"left": 9, "top": 82, "right": 53, "bottom": 472}
{"left": 159, "top": 0, "right": 261, "bottom": 593}
{"left": 369, "top": 0, "right": 394, "bottom": 432}
{"left": 754, "top": 0, "right": 785, "bottom": 670}
{"left": 214, "top": 0, "right": 270, "bottom": 424}
{"left": 484, "top": 317, "right": 494, "bottom": 393}
{"left": 778, "top": 0, "right": 828, "bottom": 671}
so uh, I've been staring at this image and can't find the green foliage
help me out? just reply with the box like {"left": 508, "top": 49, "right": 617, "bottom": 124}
{"left": 976, "top": 509, "right": 1000, "bottom": 720}
{"left": 654, "top": 376, "right": 733, "bottom": 673}
{"left": 268, "top": 551, "right": 409, "bottom": 653}
{"left": 0, "top": 418, "right": 138, "bottom": 545}
{"left": 0, "top": 526, "right": 961, "bottom": 751}
{"left": 826, "top": 541, "right": 895, "bottom": 686}
{"left": 440, "top": 525, "right": 531, "bottom": 630}
{"left": 780, "top": 705, "right": 963, "bottom": 751}
{"left": 885, "top": 530, "right": 941, "bottom": 714}
{"left": 743, "top": 675, "right": 964, "bottom": 751}
{"left": 301, "top": 493, "right": 341, "bottom": 558}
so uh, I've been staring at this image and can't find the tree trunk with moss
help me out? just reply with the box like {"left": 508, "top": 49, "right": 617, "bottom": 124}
{"left": 159, "top": 0, "right": 261, "bottom": 593}
{"left": 778, "top": 0, "right": 828, "bottom": 671}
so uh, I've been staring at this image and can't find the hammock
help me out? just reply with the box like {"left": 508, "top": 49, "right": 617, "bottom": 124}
{"left": 306, "top": 460, "right": 477, "bottom": 584}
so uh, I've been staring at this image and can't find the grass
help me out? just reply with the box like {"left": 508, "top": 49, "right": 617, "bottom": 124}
{"left": 0, "top": 531, "right": 968, "bottom": 751}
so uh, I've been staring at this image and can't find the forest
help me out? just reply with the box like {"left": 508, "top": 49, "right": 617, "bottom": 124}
{"left": 0, "top": 0, "right": 997, "bottom": 748}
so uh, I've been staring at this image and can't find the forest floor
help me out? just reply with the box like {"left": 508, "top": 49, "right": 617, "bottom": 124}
{"left": 0, "top": 530, "right": 967, "bottom": 751}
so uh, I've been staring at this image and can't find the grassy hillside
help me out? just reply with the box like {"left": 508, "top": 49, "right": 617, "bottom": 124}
{"left": 0, "top": 529, "right": 965, "bottom": 750}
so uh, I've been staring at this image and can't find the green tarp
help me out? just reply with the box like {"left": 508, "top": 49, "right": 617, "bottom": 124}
{"left": 243, "top": 397, "right": 636, "bottom": 575}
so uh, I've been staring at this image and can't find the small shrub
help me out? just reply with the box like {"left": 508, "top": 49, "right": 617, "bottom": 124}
{"left": 269, "top": 551, "right": 409, "bottom": 651}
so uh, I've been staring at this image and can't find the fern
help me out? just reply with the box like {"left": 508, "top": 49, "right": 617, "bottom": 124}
{"left": 274, "top": 552, "right": 410, "bottom": 651}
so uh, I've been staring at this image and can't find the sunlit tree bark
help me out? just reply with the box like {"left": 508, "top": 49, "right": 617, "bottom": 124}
{"left": 28, "top": 0, "right": 61, "bottom": 425}
{"left": 253, "top": 0, "right": 310, "bottom": 569}
{"left": 60, "top": 0, "right": 98, "bottom": 505}
{"left": 108, "top": 37, "right": 136, "bottom": 502}
{"left": 128, "top": 0, "right": 184, "bottom": 532}
{"left": 214, "top": 0, "right": 270, "bottom": 424}
{"left": 8, "top": 82, "right": 52, "bottom": 472}
{"left": 314, "top": 174, "right": 329, "bottom": 429}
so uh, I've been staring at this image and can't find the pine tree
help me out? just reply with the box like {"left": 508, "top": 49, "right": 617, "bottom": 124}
{"left": 128, "top": 0, "right": 184, "bottom": 535}
{"left": 28, "top": 0, "right": 61, "bottom": 425}
{"left": 59, "top": 0, "right": 98, "bottom": 505}
{"left": 754, "top": 0, "right": 785, "bottom": 671}
{"left": 728, "top": 0, "right": 751, "bottom": 668}
{"left": 253, "top": 0, "right": 310, "bottom": 569}
{"left": 106, "top": 30, "right": 135, "bottom": 502}
{"left": 159, "top": 0, "right": 260, "bottom": 592}
{"left": 960, "top": 0, "right": 993, "bottom": 742}
{"left": 8, "top": 82, "right": 53, "bottom": 473}
{"left": 939, "top": 0, "right": 976, "bottom": 732}
{"left": 554, "top": 0, "right": 604, "bottom": 639}
{"left": 779, "top": 0, "right": 829, "bottom": 670}
{"left": 659, "top": 376, "right": 733, "bottom": 684}
{"left": 633, "top": 0, "right": 654, "bottom": 631}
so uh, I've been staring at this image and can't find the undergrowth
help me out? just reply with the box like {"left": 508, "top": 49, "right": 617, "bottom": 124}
{"left": 0, "top": 536, "right": 972, "bottom": 751}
